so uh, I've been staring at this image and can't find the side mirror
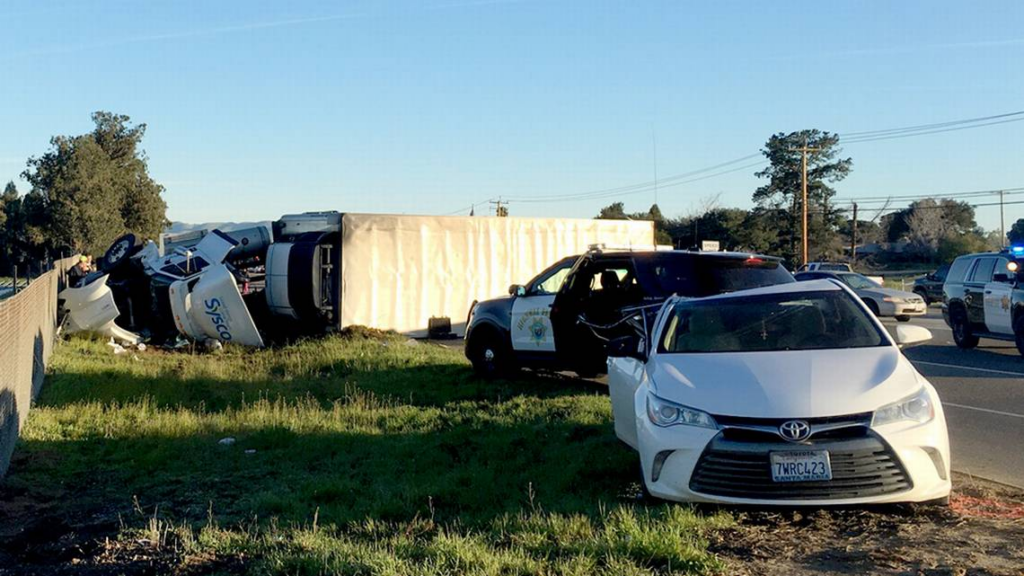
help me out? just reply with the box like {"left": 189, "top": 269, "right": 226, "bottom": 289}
{"left": 993, "top": 273, "right": 1012, "bottom": 284}
{"left": 508, "top": 284, "right": 526, "bottom": 297}
{"left": 894, "top": 324, "right": 932, "bottom": 348}
{"left": 607, "top": 334, "right": 646, "bottom": 362}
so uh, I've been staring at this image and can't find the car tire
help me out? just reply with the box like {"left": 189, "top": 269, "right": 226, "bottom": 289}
{"left": 913, "top": 288, "right": 930, "bottom": 305}
{"left": 468, "top": 328, "right": 516, "bottom": 379}
{"left": 950, "top": 308, "right": 979, "bottom": 350}
{"left": 865, "top": 299, "right": 881, "bottom": 317}
{"left": 895, "top": 315, "right": 911, "bottom": 323}
{"left": 1014, "top": 317, "right": 1024, "bottom": 357}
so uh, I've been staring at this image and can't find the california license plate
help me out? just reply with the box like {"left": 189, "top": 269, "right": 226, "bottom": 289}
{"left": 770, "top": 451, "right": 832, "bottom": 482}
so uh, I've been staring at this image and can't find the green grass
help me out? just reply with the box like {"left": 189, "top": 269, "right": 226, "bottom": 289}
{"left": 8, "top": 332, "right": 730, "bottom": 575}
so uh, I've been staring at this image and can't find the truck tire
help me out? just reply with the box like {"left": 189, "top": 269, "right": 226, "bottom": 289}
{"left": 468, "top": 328, "right": 516, "bottom": 379}
{"left": 950, "top": 308, "right": 979, "bottom": 350}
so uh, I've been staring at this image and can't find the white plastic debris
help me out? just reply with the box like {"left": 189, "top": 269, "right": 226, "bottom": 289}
{"left": 204, "top": 338, "right": 223, "bottom": 352}
{"left": 107, "top": 338, "right": 127, "bottom": 355}
{"left": 136, "top": 343, "right": 147, "bottom": 352}
{"left": 244, "top": 449, "right": 257, "bottom": 455}
{"left": 218, "top": 437, "right": 236, "bottom": 446}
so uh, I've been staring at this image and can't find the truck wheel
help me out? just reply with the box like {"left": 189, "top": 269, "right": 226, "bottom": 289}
{"left": 468, "top": 329, "right": 515, "bottom": 379}
{"left": 895, "top": 315, "right": 911, "bottom": 323}
{"left": 865, "top": 299, "right": 880, "bottom": 317}
{"left": 950, "top": 309, "right": 979, "bottom": 349}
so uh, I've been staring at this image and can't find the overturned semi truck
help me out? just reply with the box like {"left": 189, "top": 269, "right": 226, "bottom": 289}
{"left": 59, "top": 213, "right": 655, "bottom": 347}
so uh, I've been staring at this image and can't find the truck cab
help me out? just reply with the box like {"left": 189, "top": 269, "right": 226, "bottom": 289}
{"left": 942, "top": 247, "right": 1024, "bottom": 356}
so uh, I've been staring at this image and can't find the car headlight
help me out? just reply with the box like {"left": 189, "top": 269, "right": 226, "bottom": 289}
{"left": 646, "top": 393, "right": 718, "bottom": 429}
{"left": 882, "top": 296, "right": 904, "bottom": 303}
{"left": 871, "top": 387, "right": 935, "bottom": 427}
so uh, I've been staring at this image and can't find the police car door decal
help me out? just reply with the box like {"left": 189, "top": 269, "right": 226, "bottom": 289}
{"left": 983, "top": 280, "right": 1014, "bottom": 335}
{"left": 511, "top": 295, "right": 557, "bottom": 352}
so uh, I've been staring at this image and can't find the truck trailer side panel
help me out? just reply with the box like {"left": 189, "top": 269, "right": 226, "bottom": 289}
{"left": 338, "top": 214, "right": 654, "bottom": 336}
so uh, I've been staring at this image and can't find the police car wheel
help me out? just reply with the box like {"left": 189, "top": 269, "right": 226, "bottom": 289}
{"left": 1014, "top": 317, "right": 1024, "bottom": 357}
{"left": 951, "top": 309, "right": 979, "bottom": 349}
{"left": 469, "top": 330, "right": 515, "bottom": 379}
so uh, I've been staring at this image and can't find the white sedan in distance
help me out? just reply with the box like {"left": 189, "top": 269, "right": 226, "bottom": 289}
{"left": 607, "top": 279, "right": 951, "bottom": 505}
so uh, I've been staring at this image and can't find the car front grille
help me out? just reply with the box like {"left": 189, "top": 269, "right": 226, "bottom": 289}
{"left": 688, "top": 433, "right": 912, "bottom": 500}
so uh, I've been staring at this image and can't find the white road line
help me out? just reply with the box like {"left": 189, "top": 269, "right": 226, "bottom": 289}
{"left": 944, "top": 402, "right": 1024, "bottom": 420}
{"left": 912, "top": 360, "right": 1024, "bottom": 377}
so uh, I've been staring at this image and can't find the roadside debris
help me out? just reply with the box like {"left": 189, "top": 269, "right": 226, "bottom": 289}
{"left": 217, "top": 437, "right": 236, "bottom": 447}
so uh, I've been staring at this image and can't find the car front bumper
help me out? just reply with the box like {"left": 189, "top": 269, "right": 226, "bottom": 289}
{"left": 878, "top": 300, "right": 928, "bottom": 317}
{"left": 634, "top": 396, "right": 951, "bottom": 506}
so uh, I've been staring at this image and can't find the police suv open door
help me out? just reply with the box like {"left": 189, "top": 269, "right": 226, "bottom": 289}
{"left": 509, "top": 256, "right": 576, "bottom": 353}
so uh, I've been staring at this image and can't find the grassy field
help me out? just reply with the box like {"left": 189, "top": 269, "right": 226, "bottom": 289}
{"left": 3, "top": 331, "right": 729, "bottom": 575}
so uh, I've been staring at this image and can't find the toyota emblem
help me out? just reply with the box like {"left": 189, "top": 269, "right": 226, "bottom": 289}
{"left": 779, "top": 420, "right": 811, "bottom": 442}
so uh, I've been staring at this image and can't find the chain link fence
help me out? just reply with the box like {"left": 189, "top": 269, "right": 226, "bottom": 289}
{"left": 0, "top": 257, "right": 74, "bottom": 477}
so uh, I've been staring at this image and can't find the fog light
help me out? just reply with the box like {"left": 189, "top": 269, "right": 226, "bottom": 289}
{"left": 651, "top": 450, "right": 673, "bottom": 483}
{"left": 922, "top": 447, "right": 947, "bottom": 480}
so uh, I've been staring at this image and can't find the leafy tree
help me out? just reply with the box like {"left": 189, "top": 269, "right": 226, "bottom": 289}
{"left": 1008, "top": 218, "right": 1024, "bottom": 244}
{"left": 21, "top": 111, "right": 167, "bottom": 255}
{"left": 595, "top": 202, "right": 671, "bottom": 244}
{"left": 937, "top": 233, "right": 989, "bottom": 264}
{"left": 752, "top": 130, "right": 852, "bottom": 264}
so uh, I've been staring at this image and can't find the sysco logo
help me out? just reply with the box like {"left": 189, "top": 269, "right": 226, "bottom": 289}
{"left": 203, "top": 298, "right": 233, "bottom": 341}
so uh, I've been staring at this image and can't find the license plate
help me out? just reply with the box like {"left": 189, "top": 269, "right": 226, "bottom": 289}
{"left": 770, "top": 451, "right": 832, "bottom": 482}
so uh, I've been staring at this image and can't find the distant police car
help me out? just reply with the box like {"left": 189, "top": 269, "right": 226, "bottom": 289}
{"left": 942, "top": 246, "right": 1024, "bottom": 356}
{"left": 464, "top": 247, "right": 794, "bottom": 378}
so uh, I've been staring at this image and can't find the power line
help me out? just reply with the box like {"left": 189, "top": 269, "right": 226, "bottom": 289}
{"left": 835, "top": 187, "right": 1024, "bottom": 205}
{"left": 839, "top": 110, "right": 1024, "bottom": 138}
{"left": 440, "top": 109, "right": 1024, "bottom": 211}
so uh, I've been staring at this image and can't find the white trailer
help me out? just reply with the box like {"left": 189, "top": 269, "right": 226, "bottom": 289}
{"left": 266, "top": 213, "right": 654, "bottom": 337}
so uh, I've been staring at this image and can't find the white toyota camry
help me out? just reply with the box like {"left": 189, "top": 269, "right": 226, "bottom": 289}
{"left": 607, "top": 279, "right": 951, "bottom": 505}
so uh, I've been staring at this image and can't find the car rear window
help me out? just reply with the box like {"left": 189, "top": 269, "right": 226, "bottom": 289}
{"left": 634, "top": 253, "right": 794, "bottom": 298}
{"left": 946, "top": 256, "right": 973, "bottom": 284}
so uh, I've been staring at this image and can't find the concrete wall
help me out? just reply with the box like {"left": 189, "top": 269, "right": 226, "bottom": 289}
{"left": 0, "top": 262, "right": 68, "bottom": 478}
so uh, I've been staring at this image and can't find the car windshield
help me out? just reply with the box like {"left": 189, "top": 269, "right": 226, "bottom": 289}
{"left": 835, "top": 273, "right": 878, "bottom": 290}
{"left": 659, "top": 290, "right": 887, "bottom": 353}
{"left": 635, "top": 254, "right": 794, "bottom": 298}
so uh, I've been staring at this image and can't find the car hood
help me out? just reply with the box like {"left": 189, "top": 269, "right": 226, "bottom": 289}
{"left": 648, "top": 347, "right": 921, "bottom": 418}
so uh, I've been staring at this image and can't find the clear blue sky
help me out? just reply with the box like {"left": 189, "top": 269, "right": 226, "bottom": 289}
{"left": 1, "top": 0, "right": 1022, "bottom": 232}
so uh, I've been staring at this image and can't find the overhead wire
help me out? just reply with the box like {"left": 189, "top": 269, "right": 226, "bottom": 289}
{"left": 441, "top": 109, "right": 1024, "bottom": 212}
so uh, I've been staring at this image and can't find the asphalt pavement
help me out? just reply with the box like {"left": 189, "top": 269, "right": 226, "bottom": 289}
{"left": 883, "top": 308, "right": 1024, "bottom": 488}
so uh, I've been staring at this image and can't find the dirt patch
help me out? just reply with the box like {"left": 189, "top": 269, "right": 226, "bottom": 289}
{"left": 2, "top": 473, "right": 1022, "bottom": 575}
{"left": 711, "top": 473, "right": 1024, "bottom": 576}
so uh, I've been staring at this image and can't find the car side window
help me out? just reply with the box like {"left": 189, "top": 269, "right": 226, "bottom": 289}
{"left": 968, "top": 258, "right": 996, "bottom": 284}
{"left": 532, "top": 267, "right": 571, "bottom": 295}
{"left": 934, "top": 265, "right": 949, "bottom": 281}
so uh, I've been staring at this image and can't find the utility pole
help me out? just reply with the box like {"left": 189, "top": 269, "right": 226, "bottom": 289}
{"left": 1000, "top": 190, "right": 1006, "bottom": 247}
{"left": 792, "top": 138, "right": 820, "bottom": 266}
{"left": 851, "top": 202, "right": 858, "bottom": 262}
{"left": 490, "top": 198, "right": 508, "bottom": 217}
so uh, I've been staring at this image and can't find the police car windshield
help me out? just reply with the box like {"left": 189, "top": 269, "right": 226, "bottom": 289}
{"left": 635, "top": 253, "right": 794, "bottom": 298}
{"left": 835, "top": 273, "right": 879, "bottom": 290}
{"left": 659, "top": 290, "right": 887, "bottom": 353}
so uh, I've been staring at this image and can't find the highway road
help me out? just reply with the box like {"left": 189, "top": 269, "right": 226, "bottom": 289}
{"left": 883, "top": 308, "right": 1024, "bottom": 488}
